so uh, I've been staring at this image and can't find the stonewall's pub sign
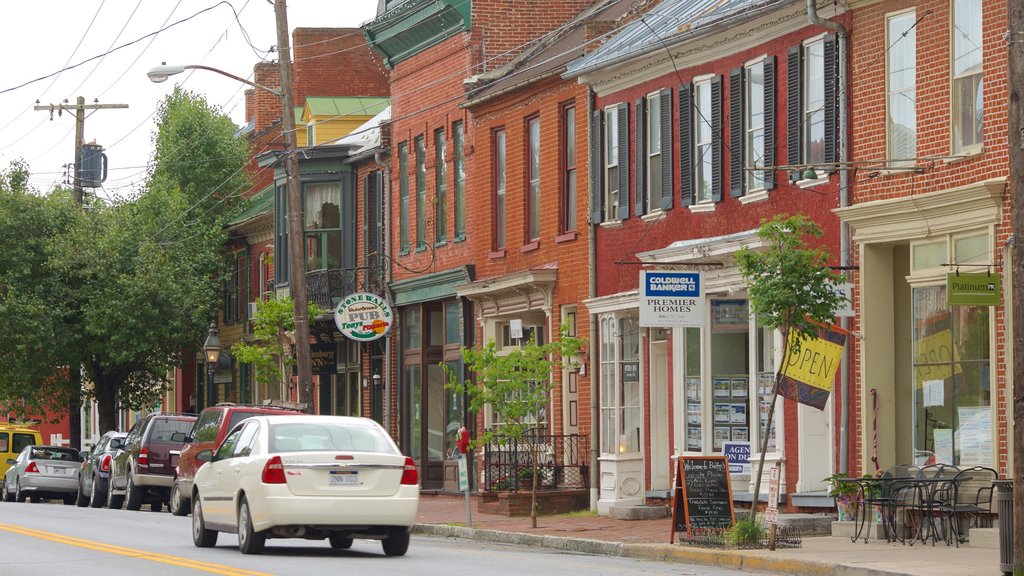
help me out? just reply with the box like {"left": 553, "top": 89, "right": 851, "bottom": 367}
{"left": 947, "top": 272, "right": 1000, "bottom": 306}
{"left": 334, "top": 292, "right": 393, "bottom": 341}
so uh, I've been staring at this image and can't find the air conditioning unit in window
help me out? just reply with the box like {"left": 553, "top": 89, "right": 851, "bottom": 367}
{"left": 247, "top": 301, "right": 259, "bottom": 318}
{"left": 501, "top": 324, "right": 545, "bottom": 349}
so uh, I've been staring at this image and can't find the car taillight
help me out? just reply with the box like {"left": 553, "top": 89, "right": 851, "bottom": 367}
{"left": 400, "top": 457, "right": 419, "bottom": 485}
{"left": 262, "top": 456, "right": 286, "bottom": 484}
{"left": 25, "top": 462, "right": 39, "bottom": 474}
{"left": 100, "top": 454, "right": 111, "bottom": 473}
{"left": 138, "top": 447, "right": 148, "bottom": 467}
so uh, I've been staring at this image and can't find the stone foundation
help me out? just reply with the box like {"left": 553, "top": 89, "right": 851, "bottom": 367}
{"left": 478, "top": 489, "right": 590, "bottom": 517}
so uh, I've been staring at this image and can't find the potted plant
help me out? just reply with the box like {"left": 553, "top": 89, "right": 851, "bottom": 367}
{"left": 824, "top": 472, "right": 860, "bottom": 521}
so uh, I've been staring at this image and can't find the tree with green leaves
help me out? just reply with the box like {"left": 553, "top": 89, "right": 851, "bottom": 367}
{"left": 444, "top": 327, "right": 585, "bottom": 528}
{"left": 735, "top": 214, "right": 847, "bottom": 521}
{"left": 232, "top": 295, "right": 321, "bottom": 404}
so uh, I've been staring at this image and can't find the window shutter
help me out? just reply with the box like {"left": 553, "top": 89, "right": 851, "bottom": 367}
{"left": 589, "top": 109, "right": 603, "bottom": 224}
{"left": 729, "top": 67, "right": 744, "bottom": 198}
{"left": 659, "top": 87, "right": 673, "bottom": 211}
{"left": 764, "top": 55, "right": 776, "bottom": 190}
{"left": 617, "top": 102, "right": 630, "bottom": 221}
{"left": 678, "top": 83, "right": 693, "bottom": 206}
{"left": 787, "top": 45, "right": 802, "bottom": 172}
{"left": 711, "top": 75, "right": 723, "bottom": 203}
{"left": 635, "top": 97, "right": 645, "bottom": 216}
{"left": 823, "top": 33, "right": 837, "bottom": 167}
{"left": 364, "top": 173, "right": 375, "bottom": 262}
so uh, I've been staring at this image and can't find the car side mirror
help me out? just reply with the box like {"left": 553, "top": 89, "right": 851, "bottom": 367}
{"left": 170, "top": 432, "right": 187, "bottom": 443}
{"left": 79, "top": 451, "right": 89, "bottom": 460}
{"left": 196, "top": 450, "right": 213, "bottom": 463}
{"left": 5, "top": 458, "right": 16, "bottom": 466}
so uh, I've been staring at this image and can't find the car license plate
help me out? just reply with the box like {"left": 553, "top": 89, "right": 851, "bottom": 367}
{"left": 329, "top": 471, "right": 358, "bottom": 486}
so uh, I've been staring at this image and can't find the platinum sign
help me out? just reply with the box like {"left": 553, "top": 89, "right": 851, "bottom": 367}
{"left": 639, "top": 271, "right": 704, "bottom": 327}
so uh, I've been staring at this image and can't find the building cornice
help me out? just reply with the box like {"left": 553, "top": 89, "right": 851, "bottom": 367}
{"left": 455, "top": 268, "right": 557, "bottom": 317}
{"left": 363, "top": 0, "right": 471, "bottom": 68}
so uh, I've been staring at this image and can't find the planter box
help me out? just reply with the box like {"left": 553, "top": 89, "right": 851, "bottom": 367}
{"left": 478, "top": 489, "right": 589, "bottom": 517}
{"left": 831, "top": 520, "right": 886, "bottom": 540}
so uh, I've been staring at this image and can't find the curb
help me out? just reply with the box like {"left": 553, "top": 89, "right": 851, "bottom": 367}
{"left": 412, "top": 524, "right": 905, "bottom": 576}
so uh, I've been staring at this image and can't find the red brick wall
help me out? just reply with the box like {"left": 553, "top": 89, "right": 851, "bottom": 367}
{"left": 292, "top": 28, "right": 389, "bottom": 103}
{"left": 849, "top": 0, "right": 1010, "bottom": 476}
{"left": 471, "top": 0, "right": 594, "bottom": 71}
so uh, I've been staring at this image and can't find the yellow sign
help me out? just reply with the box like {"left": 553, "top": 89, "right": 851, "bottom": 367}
{"left": 781, "top": 331, "right": 844, "bottom": 392}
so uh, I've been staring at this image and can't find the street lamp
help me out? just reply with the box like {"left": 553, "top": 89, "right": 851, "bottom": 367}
{"left": 148, "top": 8, "right": 315, "bottom": 411}
{"left": 203, "top": 320, "right": 221, "bottom": 408}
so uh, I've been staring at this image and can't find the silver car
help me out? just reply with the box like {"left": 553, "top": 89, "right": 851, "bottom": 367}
{"left": 1, "top": 445, "right": 83, "bottom": 504}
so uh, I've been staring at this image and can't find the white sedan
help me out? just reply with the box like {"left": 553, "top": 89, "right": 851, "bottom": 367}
{"left": 191, "top": 415, "right": 420, "bottom": 556}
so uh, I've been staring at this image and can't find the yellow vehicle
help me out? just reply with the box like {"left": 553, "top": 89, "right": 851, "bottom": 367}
{"left": 0, "top": 422, "right": 42, "bottom": 477}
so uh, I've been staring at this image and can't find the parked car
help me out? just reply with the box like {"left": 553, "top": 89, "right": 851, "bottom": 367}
{"left": 0, "top": 422, "right": 42, "bottom": 479}
{"left": 191, "top": 415, "right": 419, "bottom": 555}
{"left": 169, "top": 402, "right": 305, "bottom": 516}
{"left": 2, "top": 445, "right": 83, "bottom": 504}
{"left": 108, "top": 412, "right": 196, "bottom": 511}
{"left": 75, "top": 430, "right": 127, "bottom": 508}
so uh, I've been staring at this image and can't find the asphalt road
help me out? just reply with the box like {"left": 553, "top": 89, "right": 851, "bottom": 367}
{"left": 0, "top": 500, "right": 763, "bottom": 576}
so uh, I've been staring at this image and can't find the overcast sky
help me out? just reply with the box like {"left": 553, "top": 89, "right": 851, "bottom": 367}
{"left": 0, "top": 0, "right": 379, "bottom": 199}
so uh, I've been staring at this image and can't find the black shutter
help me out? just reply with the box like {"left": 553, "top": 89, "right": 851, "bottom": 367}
{"left": 729, "top": 67, "right": 744, "bottom": 198}
{"left": 823, "top": 33, "right": 837, "bottom": 168}
{"left": 364, "top": 173, "right": 375, "bottom": 261}
{"left": 590, "top": 109, "right": 603, "bottom": 224}
{"left": 659, "top": 87, "right": 673, "bottom": 210}
{"left": 764, "top": 55, "right": 776, "bottom": 190}
{"left": 711, "top": 75, "right": 722, "bottom": 203}
{"left": 617, "top": 102, "right": 629, "bottom": 221}
{"left": 678, "top": 83, "right": 693, "bottom": 206}
{"left": 635, "top": 97, "right": 646, "bottom": 216}
{"left": 787, "top": 45, "right": 802, "bottom": 173}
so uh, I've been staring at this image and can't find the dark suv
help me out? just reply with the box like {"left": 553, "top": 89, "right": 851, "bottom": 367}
{"left": 168, "top": 402, "right": 305, "bottom": 515}
{"left": 108, "top": 412, "right": 197, "bottom": 511}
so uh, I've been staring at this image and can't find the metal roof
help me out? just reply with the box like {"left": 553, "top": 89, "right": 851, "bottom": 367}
{"left": 304, "top": 96, "right": 390, "bottom": 118}
{"left": 565, "top": 0, "right": 789, "bottom": 77}
{"left": 227, "top": 183, "right": 274, "bottom": 228}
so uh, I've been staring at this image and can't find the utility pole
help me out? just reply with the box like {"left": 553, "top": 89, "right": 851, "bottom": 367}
{"left": 34, "top": 97, "right": 128, "bottom": 449}
{"left": 274, "top": 0, "right": 314, "bottom": 410}
{"left": 1010, "top": 0, "right": 1024, "bottom": 572}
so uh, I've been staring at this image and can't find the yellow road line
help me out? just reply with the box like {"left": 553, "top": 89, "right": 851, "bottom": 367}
{"left": 0, "top": 523, "right": 274, "bottom": 576}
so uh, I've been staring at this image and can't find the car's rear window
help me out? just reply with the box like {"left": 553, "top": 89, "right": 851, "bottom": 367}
{"left": 149, "top": 419, "right": 195, "bottom": 442}
{"left": 228, "top": 411, "right": 269, "bottom": 431}
{"left": 31, "top": 447, "right": 82, "bottom": 462}
{"left": 269, "top": 422, "right": 397, "bottom": 454}
{"left": 12, "top": 433, "right": 35, "bottom": 453}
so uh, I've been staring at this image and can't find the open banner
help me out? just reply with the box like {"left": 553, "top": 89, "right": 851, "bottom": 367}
{"left": 778, "top": 324, "right": 848, "bottom": 410}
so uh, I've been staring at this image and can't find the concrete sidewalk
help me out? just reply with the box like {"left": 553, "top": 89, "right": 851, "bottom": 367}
{"left": 413, "top": 494, "right": 1002, "bottom": 576}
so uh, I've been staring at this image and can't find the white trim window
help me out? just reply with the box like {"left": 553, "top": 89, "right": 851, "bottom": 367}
{"left": 887, "top": 9, "right": 917, "bottom": 163}
{"left": 951, "top": 0, "right": 983, "bottom": 154}
{"left": 646, "top": 90, "right": 662, "bottom": 211}
{"left": 745, "top": 59, "right": 766, "bottom": 192}
{"left": 599, "top": 314, "right": 641, "bottom": 455}
{"left": 604, "top": 105, "right": 620, "bottom": 221}
{"left": 803, "top": 37, "right": 826, "bottom": 167}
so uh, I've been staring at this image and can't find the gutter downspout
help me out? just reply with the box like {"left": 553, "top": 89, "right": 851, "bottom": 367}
{"left": 807, "top": 0, "right": 850, "bottom": 474}
{"left": 375, "top": 150, "right": 393, "bottom": 436}
{"left": 588, "top": 89, "right": 600, "bottom": 511}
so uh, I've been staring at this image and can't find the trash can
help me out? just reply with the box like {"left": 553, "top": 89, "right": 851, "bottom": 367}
{"left": 995, "top": 479, "right": 1013, "bottom": 576}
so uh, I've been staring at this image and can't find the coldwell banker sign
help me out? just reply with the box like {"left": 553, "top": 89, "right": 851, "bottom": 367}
{"left": 334, "top": 292, "right": 393, "bottom": 341}
{"left": 639, "top": 271, "right": 704, "bottom": 327}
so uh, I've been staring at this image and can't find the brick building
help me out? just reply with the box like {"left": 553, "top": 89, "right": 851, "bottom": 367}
{"left": 565, "top": 0, "right": 849, "bottom": 513}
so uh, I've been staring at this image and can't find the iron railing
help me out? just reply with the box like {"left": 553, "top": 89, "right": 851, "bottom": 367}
{"left": 305, "top": 268, "right": 354, "bottom": 309}
{"left": 481, "top": 432, "right": 589, "bottom": 491}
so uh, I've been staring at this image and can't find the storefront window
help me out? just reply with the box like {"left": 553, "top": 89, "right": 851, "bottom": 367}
{"left": 912, "top": 285, "right": 991, "bottom": 466}
{"left": 684, "top": 327, "right": 702, "bottom": 451}
{"left": 600, "top": 316, "right": 617, "bottom": 453}
{"left": 755, "top": 324, "right": 778, "bottom": 452}
{"left": 620, "top": 317, "right": 641, "bottom": 453}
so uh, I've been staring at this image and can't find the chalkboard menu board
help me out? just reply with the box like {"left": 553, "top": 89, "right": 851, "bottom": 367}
{"left": 670, "top": 456, "right": 735, "bottom": 542}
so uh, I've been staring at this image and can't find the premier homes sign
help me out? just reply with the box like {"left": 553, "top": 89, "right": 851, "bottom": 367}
{"left": 947, "top": 272, "right": 1000, "bottom": 306}
{"left": 334, "top": 292, "right": 393, "bottom": 341}
{"left": 639, "top": 271, "right": 704, "bottom": 327}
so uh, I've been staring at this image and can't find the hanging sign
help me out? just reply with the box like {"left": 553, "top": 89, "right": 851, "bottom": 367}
{"left": 334, "top": 292, "right": 393, "bottom": 341}
{"left": 639, "top": 271, "right": 704, "bottom": 327}
{"left": 778, "top": 323, "right": 848, "bottom": 410}
{"left": 947, "top": 272, "right": 1000, "bottom": 306}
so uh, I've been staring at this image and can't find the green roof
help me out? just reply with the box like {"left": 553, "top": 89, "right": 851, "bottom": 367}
{"left": 305, "top": 96, "right": 390, "bottom": 118}
{"left": 228, "top": 183, "right": 274, "bottom": 227}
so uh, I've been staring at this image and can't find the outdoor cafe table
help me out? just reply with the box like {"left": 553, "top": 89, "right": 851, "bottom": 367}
{"left": 836, "top": 476, "right": 966, "bottom": 546}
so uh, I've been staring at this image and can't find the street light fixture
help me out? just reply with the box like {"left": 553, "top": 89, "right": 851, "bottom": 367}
{"left": 148, "top": 10, "right": 315, "bottom": 412}
{"left": 203, "top": 320, "right": 221, "bottom": 409}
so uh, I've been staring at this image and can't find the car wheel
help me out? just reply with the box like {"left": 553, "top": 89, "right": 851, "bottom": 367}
{"left": 169, "top": 481, "right": 189, "bottom": 516}
{"left": 89, "top": 476, "right": 104, "bottom": 508}
{"left": 14, "top": 480, "right": 26, "bottom": 503}
{"left": 328, "top": 535, "right": 353, "bottom": 549}
{"left": 30, "top": 496, "right": 42, "bottom": 504}
{"left": 75, "top": 479, "right": 89, "bottom": 507}
{"left": 192, "top": 495, "right": 218, "bottom": 548}
{"left": 150, "top": 500, "right": 163, "bottom": 513}
{"left": 106, "top": 480, "right": 124, "bottom": 509}
{"left": 124, "top": 475, "right": 142, "bottom": 511}
{"left": 237, "top": 497, "right": 265, "bottom": 555}
{"left": 1, "top": 480, "right": 11, "bottom": 502}
{"left": 381, "top": 530, "right": 410, "bottom": 557}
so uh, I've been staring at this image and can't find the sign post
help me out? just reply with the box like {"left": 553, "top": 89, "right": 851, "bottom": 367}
{"left": 766, "top": 462, "right": 781, "bottom": 550}
{"left": 457, "top": 426, "right": 472, "bottom": 528}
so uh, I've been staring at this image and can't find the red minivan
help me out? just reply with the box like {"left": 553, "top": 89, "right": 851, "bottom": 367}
{"left": 107, "top": 412, "right": 197, "bottom": 511}
{"left": 168, "top": 402, "right": 305, "bottom": 515}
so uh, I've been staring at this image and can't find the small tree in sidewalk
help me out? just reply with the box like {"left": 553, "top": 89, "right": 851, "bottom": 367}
{"left": 735, "top": 214, "right": 847, "bottom": 521}
{"left": 443, "top": 326, "right": 585, "bottom": 528}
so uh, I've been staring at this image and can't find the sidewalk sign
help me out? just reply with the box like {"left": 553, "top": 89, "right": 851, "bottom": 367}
{"left": 669, "top": 455, "right": 735, "bottom": 544}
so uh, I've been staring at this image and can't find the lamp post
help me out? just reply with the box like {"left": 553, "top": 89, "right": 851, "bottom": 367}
{"left": 203, "top": 321, "right": 221, "bottom": 409}
{"left": 148, "top": 2, "right": 315, "bottom": 411}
